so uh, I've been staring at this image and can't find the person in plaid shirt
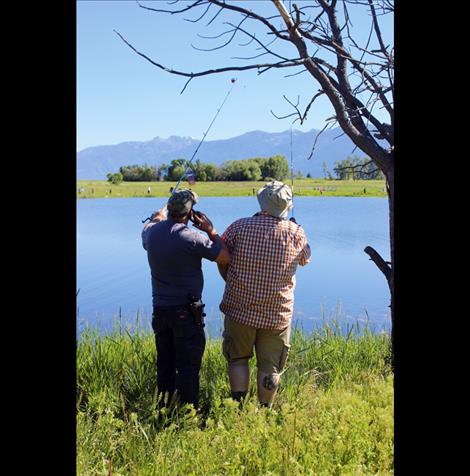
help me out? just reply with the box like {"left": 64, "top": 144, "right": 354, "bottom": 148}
{"left": 218, "top": 181, "right": 311, "bottom": 407}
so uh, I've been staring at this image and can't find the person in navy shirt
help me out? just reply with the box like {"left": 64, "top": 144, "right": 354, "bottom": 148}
{"left": 142, "top": 190, "right": 230, "bottom": 408}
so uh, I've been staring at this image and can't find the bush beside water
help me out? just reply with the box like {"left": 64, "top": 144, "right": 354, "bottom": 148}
{"left": 77, "top": 323, "right": 393, "bottom": 475}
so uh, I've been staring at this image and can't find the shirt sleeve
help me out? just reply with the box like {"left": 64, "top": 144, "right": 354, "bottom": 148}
{"left": 299, "top": 242, "right": 311, "bottom": 266}
{"left": 296, "top": 227, "right": 311, "bottom": 266}
{"left": 141, "top": 222, "right": 157, "bottom": 250}
{"left": 191, "top": 231, "right": 222, "bottom": 262}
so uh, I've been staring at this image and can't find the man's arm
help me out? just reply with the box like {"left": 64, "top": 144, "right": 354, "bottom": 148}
{"left": 141, "top": 206, "right": 166, "bottom": 250}
{"left": 191, "top": 211, "right": 231, "bottom": 273}
{"left": 299, "top": 243, "right": 311, "bottom": 266}
{"left": 217, "top": 261, "right": 229, "bottom": 281}
{"left": 143, "top": 206, "right": 167, "bottom": 231}
{"left": 298, "top": 227, "right": 311, "bottom": 266}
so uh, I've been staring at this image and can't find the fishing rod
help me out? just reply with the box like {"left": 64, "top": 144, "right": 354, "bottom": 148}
{"left": 173, "top": 78, "right": 237, "bottom": 194}
{"left": 290, "top": 124, "right": 295, "bottom": 221}
{"left": 142, "top": 78, "right": 237, "bottom": 223}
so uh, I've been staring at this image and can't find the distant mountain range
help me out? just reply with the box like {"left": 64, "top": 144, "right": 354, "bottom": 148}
{"left": 77, "top": 127, "right": 370, "bottom": 180}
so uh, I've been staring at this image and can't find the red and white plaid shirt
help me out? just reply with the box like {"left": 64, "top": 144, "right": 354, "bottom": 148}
{"left": 219, "top": 212, "right": 311, "bottom": 330}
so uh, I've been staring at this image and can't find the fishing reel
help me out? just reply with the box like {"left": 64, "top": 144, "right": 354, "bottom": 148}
{"left": 142, "top": 206, "right": 168, "bottom": 224}
{"left": 188, "top": 295, "right": 206, "bottom": 327}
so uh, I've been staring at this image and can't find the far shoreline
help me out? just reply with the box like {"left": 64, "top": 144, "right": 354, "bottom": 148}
{"left": 77, "top": 179, "right": 387, "bottom": 199}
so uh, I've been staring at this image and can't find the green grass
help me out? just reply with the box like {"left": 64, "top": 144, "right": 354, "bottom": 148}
{"left": 77, "top": 322, "right": 393, "bottom": 475}
{"left": 77, "top": 179, "right": 387, "bottom": 199}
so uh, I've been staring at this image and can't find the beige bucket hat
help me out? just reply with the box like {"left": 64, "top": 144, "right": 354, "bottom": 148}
{"left": 256, "top": 181, "right": 293, "bottom": 219}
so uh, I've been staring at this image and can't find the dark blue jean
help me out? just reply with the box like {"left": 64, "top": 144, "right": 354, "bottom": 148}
{"left": 152, "top": 305, "right": 206, "bottom": 408}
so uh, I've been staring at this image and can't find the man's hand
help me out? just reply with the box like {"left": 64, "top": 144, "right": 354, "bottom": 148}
{"left": 192, "top": 210, "right": 231, "bottom": 268}
{"left": 143, "top": 206, "right": 167, "bottom": 231}
{"left": 191, "top": 211, "right": 217, "bottom": 239}
{"left": 151, "top": 206, "right": 167, "bottom": 223}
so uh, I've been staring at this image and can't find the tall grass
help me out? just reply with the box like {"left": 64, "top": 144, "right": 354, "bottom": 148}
{"left": 77, "top": 322, "right": 393, "bottom": 475}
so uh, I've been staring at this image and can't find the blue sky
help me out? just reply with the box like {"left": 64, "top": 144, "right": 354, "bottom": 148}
{"left": 77, "top": 1, "right": 393, "bottom": 152}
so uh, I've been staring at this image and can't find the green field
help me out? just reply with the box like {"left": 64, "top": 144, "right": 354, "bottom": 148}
{"left": 77, "top": 179, "right": 387, "bottom": 199}
{"left": 77, "top": 323, "right": 393, "bottom": 475}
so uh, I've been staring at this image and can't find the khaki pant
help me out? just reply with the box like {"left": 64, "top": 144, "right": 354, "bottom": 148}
{"left": 222, "top": 317, "right": 291, "bottom": 374}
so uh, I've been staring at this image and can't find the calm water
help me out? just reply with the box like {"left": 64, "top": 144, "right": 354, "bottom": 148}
{"left": 77, "top": 197, "right": 391, "bottom": 336}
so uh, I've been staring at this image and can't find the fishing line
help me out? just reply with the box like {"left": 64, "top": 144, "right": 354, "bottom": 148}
{"left": 173, "top": 78, "right": 237, "bottom": 193}
{"left": 290, "top": 124, "right": 296, "bottom": 220}
{"left": 142, "top": 78, "right": 237, "bottom": 223}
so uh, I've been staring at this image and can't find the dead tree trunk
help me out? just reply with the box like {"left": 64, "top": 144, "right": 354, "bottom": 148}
{"left": 364, "top": 161, "right": 394, "bottom": 367}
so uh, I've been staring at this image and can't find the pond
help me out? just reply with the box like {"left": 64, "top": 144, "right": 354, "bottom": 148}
{"left": 77, "top": 196, "right": 391, "bottom": 336}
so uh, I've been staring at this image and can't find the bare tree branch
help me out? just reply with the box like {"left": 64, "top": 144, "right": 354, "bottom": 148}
{"left": 191, "top": 16, "right": 249, "bottom": 52}
{"left": 136, "top": 0, "right": 207, "bottom": 15}
{"left": 206, "top": 4, "right": 224, "bottom": 26}
{"left": 307, "top": 120, "right": 336, "bottom": 161}
{"left": 301, "top": 90, "right": 325, "bottom": 124}
{"left": 341, "top": 0, "right": 353, "bottom": 34}
{"left": 333, "top": 130, "right": 346, "bottom": 141}
{"left": 206, "top": 0, "right": 291, "bottom": 41}
{"left": 238, "top": 35, "right": 256, "bottom": 48}
{"left": 368, "top": 0, "right": 391, "bottom": 60}
{"left": 270, "top": 89, "right": 325, "bottom": 126}
{"left": 364, "top": 246, "right": 392, "bottom": 287}
{"left": 270, "top": 109, "right": 298, "bottom": 121}
{"left": 184, "top": 1, "right": 212, "bottom": 23}
{"left": 223, "top": 22, "right": 290, "bottom": 61}
{"left": 270, "top": 0, "right": 391, "bottom": 169}
{"left": 257, "top": 59, "right": 307, "bottom": 75}
{"left": 115, "top": 29, "right": 304, "bottom": 92}
{"left": 334, "top": 160, "right": 374, "bottom": 171}
{"left": 284, "top": 68, "right": 308, "bottom": 78}
{"left": 293, "top": 4, "right": 394, "bottom": 123}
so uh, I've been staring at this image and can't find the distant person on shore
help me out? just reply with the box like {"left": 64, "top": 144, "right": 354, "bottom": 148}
{"left": 142, "top": 190, "right": 231, "bottom": 409}
{"left": 217, "top": 181, "right": 311, "bottom": 407}
{"left": 147, "top": 186, "right": 151, "bottom": 195}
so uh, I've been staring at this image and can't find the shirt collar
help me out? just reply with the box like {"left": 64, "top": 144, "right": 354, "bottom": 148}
{"left": 253, "top": 211, "right": 286, "bottom": 220}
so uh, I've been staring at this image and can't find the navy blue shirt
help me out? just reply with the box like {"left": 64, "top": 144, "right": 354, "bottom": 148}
{"left": 142, "top": 219, "right": 222, "bottom": 307}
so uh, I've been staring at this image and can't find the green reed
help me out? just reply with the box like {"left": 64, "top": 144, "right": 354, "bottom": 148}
{"left": 77, "top": 321, "right": 393, "bottom": 475}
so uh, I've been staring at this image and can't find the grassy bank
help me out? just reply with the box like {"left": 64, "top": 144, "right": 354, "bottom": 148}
{"left": 77, "top": 179, "right": 387, "bottom": 199}
{"left": 77, "top": 324, "right": 393, "bottom": 475}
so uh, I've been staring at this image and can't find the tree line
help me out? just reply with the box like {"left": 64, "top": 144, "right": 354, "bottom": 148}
{"left": 107, "top": 156, "right": 290, "bottom": 183}
{"left": 332, "top": 156, "right": 385, "bottom": 180}
{"left": 106, "top": 155, "right": 385, "bottom": 184}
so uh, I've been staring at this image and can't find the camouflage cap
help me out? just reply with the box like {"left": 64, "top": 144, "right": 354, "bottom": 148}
{"left": 167, "top": 189, "right": 199, "bottom": 217}
{"left": 257, "top": 181, "right": 293, "bottom": 219}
